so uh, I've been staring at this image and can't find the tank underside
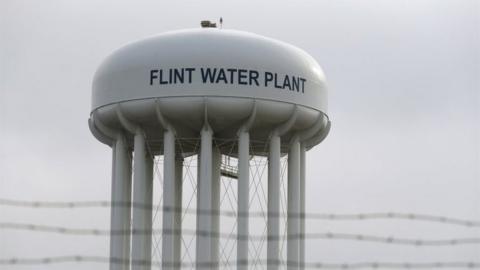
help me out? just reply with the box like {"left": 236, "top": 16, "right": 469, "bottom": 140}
{"left": 90, "top": 96, "right": 329, "bottom": 156}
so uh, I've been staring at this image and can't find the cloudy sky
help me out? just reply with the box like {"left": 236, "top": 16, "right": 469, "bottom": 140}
{"left": 1, "top": 0, "right": 479, "bottom": 269}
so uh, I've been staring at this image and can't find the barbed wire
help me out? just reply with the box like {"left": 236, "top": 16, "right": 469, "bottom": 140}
{"left": 2, "top": 223, "right": 479, "bottom": 246}
{"left": 0, "top": 256, "right": 479, "bottom": 269}
{"left": 1, "top": 198, "right": 479, "bottom": 227}
{"left": 0, "top": 198, "right": 112, "bottom": 208}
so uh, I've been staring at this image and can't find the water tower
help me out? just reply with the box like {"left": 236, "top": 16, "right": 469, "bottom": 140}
{"left": 89, "top": 24, "right": 330, "bottom": 270}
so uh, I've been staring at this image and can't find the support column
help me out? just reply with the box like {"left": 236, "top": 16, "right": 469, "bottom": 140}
{"left": 196, "top": 126, "right": 213, "bottom": 269}
{"left": 173, "top": 157, "right": 183, "bottom": 270}
{"left": 110, "top": 136, "right": 132, "bottom": 270}
{"left": 132, "top": 131, "right": 151, "bottom": 270}
{"left": 237, "top": 131, "right": 249, "bottom": 270}
{"left": 299, "top": 144, "right": 306, "bottom": 270}
{"left": 287, "top": 138, "right": 301, "bottom": 270}
{"left": 162, "top": 130, "right": 176, "bottom": 269}
{"left": 144, "top": 154, "right": 153, "bottom": 270}
{"left": 267, "top": 135, "right": 281, "bottom": 270}
{"left": 211, "top": 147, "right": 221, "bottom": 269}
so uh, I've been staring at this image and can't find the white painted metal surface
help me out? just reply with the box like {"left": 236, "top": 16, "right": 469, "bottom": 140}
{"left": 237, "top": 130, "right": 250, "bottom": 270}
{"left": 89, "top": 27, "right": 330, "bottom": 270}
{"left": 92, "top": 29, "right": 327, "bottom": 112}
{"left": 144, "top": 153, "right": 153, "bottom": 270}
{"left": 196, "top": 125, "right": 213, "bottom": 269}
{"left": 131, "top": 132, "right": 150, "bottom": 270}
{"left": 162, "top": 130, "right": 175, "bottom": 269}
{"left": 173, "top": 157, "right": 183, "bottom": 270}
{"left": 288, "top": 138, "right": 301, "bottom": 270}
{"left": 300, "top": 144, "right": 307, "bottom": 270}
{"left": 111, "top": 136, "right": 132, "bottom": 270}
{"left": 211, "top": 148, "right": 221, "bottom": 269}
{"left": 267, "top": 135, "right": 281, "bottom": 270}
{"left": 237, "top": 104, "right": 256, "bottom": 270}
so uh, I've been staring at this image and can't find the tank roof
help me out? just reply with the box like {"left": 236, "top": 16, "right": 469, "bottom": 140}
{"left": 92, "top": 28, "right": 327, "bottom": 113}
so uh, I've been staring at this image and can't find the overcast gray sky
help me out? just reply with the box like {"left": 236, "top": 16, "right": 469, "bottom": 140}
{"left": 1, "top": 0, "right": 479, "bottom": 269}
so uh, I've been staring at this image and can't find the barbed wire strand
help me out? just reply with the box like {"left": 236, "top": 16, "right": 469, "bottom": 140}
{"left": 1, "top": 198, "right": 479, "bottom": 228}
{"left": 1, "top": 223, "right": 479, "bottom": 247}
{"left": 0, "top": 256, "right": 479, "bottom": 269}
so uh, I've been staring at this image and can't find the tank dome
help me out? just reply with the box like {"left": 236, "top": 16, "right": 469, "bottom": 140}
{"left": 90, "top": 28, "right": 330, "bottom": 154}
